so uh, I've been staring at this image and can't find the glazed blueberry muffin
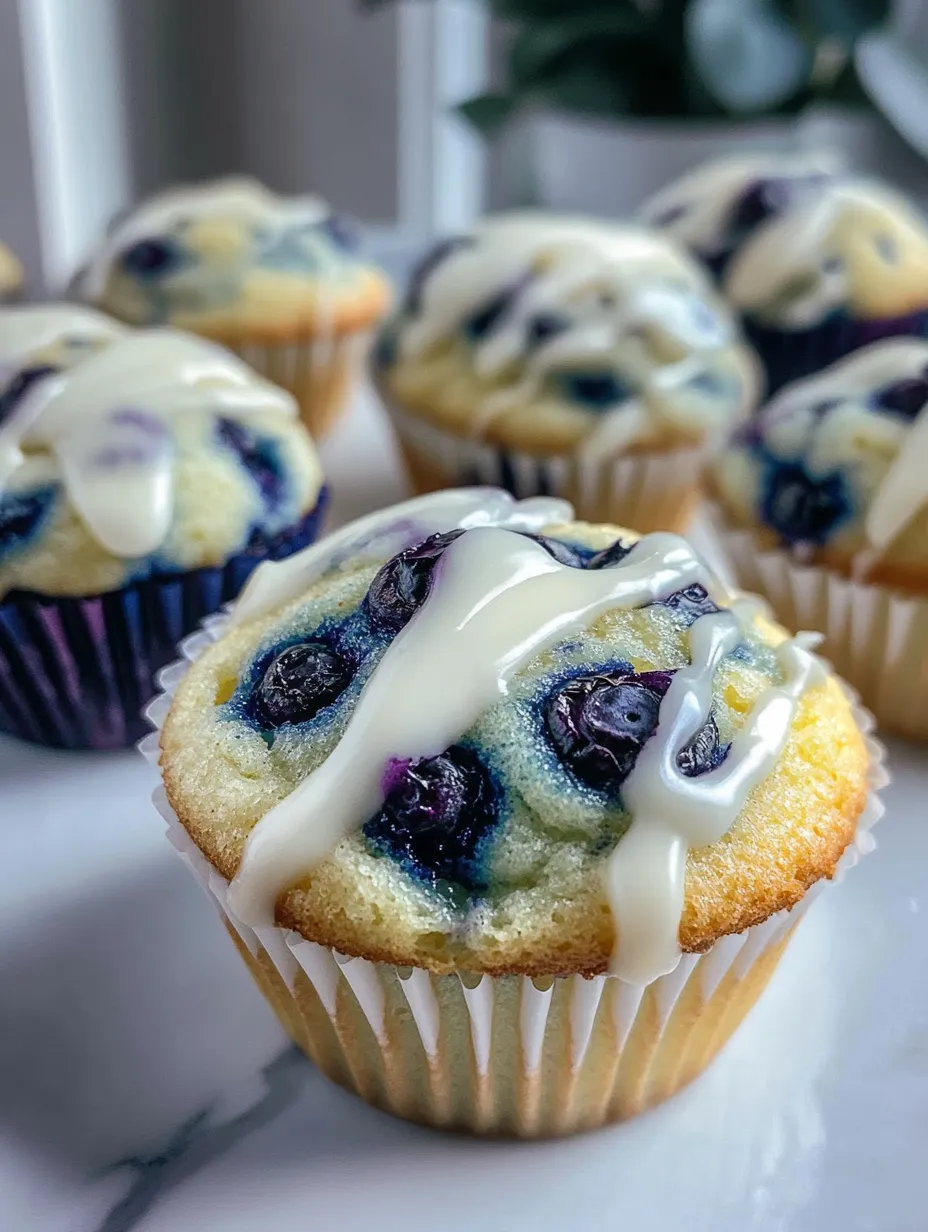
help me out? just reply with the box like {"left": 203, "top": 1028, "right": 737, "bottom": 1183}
{"left": 77, "top": 176, "right": 391, "bottom": 437}
{"left": 642, "top": 155, "right": 928, "bottom": 392}
{"left": 0, "top": 242, "right": 23, "bottom": 302}
{"left": 373, "top": 213, "right": 760, "bottom": 534}
{"left": 151, "top": 489, "right": 881, "bottom": 1137}
{"left": 0, "top": 328, "right": 326, "bottom": 748}
{"left": 711, "top": 338, "right": 928, "bottom": 738}
{"left": 0, "top": 304, "right": 128, "bottom": 396}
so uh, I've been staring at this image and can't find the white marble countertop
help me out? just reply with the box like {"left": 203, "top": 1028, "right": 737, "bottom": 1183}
{"left": 2, "top": 387, "right": 927, "bottom": 1232}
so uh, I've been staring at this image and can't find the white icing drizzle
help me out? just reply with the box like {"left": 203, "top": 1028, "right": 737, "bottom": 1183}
{"left": 0, "top": 304, "right": 127, "bottom": 367}
{"left": 0, "top": 328, "right": 297, "bottom": 558}
{"left": 724, "top": 179, "right": 927, "bottom": 323}
{"left": 614, "top": 606, "right": 823, "bottom": 983}
{"left": 639, "top": 151, "right": 841, "bottom": 259}
{"left": 755, "top": 340, "right": 928, "bottom": 560}
{"left": 81, "top": 176, "right": 329, "bottom": 300}
{"left": 229, "top": 487, "right": 573, "bottom": 628}
{"left": 399, "top": 213, "right": 757, "bottom": 458}
{"left": 226, "top": 493, "right": 823, "bottom": 985}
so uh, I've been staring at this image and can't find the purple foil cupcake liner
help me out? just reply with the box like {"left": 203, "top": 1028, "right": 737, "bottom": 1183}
{"left": 0, "top": 491, "right": 328, "bottom": 750}
{"left": 745, "top": 309, "right": 928, "bottom": 394}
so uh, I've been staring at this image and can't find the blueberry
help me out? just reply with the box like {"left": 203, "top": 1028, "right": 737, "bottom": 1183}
{"left": 873, "top": 377, "right": 928, "bottom": 420}
{"left": 0, "top": 364, "right": 57, "bottom": 428}
{"left": 252, "top": 641, "right": 351, "bottom": 728}
{"left": 365, "top": 530, "right": 464, "bottom": 633}
{"left": 320, "top": 213, "right": 359, "bottom": 252}
{"left": 761, "top": 462, "right": 850, "bottom": 546}
{"left": 653, "top": 203, "right": 688, "bottom": 228}
{"left": 559, "top": 371, "right": 633, "bottom": 410}
{"left": 363, "top": 745, "right": 497, "bottom": 890}
{"left": 404, "top": 236, "right": 475, "bottom": 315}
{"left": 526, "top": 312, "right": 569, "bottom": 348}
{"left": 586, "top": 538, "right": 633, "bottom": 570}
{"left": 463, "top": 275, "right": 533, "bottom": 343}
{"left": 676, "top": 713, "right": 729, "bottom": 777}
{"left": 0, "top": 487, "right": 56, "bottom": 557}
{"left": 120, "top": 237, "right": 185, "bottom": 279}
{"left": 524, "top": 533, "right": 589, "bottom": 568}
{"left": 723, "top": 174, "right": 826, "bottom": 254}
{"left": 372, "top": 326, "right": 398, "bottom": 369}
{"left": 659, "top": 584, "right": 719, "bottom": 624}
{"left": 545, "top": 670, "right": 672, "bottom": 792}
{"left": 217, "top": 417, "right": 285, "bottom": 511}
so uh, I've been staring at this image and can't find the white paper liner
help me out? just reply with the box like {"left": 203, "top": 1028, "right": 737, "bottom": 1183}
{"left": 713, "top": 503, "right": 928, "bottom": 741}
{"left": 384, "top": 401, "right": 705, "bottom": 535}
{"left": 139, "top": 609, "right": 887, "bottom": 1137}
{"left": 225, "top": 329, "right": 372, "bottom": 439}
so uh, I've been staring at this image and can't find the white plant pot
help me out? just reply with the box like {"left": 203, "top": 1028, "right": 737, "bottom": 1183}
{"left": 529, "top": 112, "right": 800, "bottom": 216}
{"left": 523, "top": 107, "right": 926, "bottom": 218}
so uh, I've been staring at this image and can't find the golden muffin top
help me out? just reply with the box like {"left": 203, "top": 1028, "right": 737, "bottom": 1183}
{"left": 374, "top": 212, "right": 759, "bottom": 456}
{"left": 161, "top": 490, "right": 870, "bottom": 983}
{"left": 0, "top": 328, "right": 324, "bottom": 597}
{"left": 642, "top": 154, "right": 928, "bottom": 327}
{"left": 78, "top": 176, "right": 391, "bottom": 337}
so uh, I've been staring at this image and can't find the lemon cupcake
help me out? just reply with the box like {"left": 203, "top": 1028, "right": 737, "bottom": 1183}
{"left": 711, "top": 338, "right": 928, "bottom": 739}
{"left": 77, "top": 177, "right": 391, "bottom": 438}
{"left": 147, "top": 488, "right": 883, "bottom": 1137}
{"left": 374, "top": 214, "right": 760, "bottom": 534}
{"left": 0, "top": 242, "right": 23, "bottom": 302}
{"left": 642, "top": 155, "right": 928, "bottom": 393}
{"left": 0, "top": 329, "right": 326, "bottom": 748}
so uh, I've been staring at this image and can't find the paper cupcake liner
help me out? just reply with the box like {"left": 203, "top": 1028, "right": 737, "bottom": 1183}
{"left": 0, "top": 493, "right": 327, "bottom": 751}
{"left": 140, "top": 607, "right": 886, "bottom": 1137}
{"left": 713, "top": 504, "right": 928, "bottom": 741}
{"left": 744, "top": 308, "right": 928, "bottom": 395}
{"left": 225, "top": 330, "right": 373, "bottom": 439}
{"left": 384, "top": 403, "right": 704, "bottom": 536}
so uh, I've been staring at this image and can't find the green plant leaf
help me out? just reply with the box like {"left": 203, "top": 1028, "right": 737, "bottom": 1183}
{"left": 508, "top": 14, "right": 648, "bottom": 91}
{"left": 774, "top": 0, "right": 890, "bottom": 41}
{"left": 457, "top": 92, "right": 517, "bottom": 134}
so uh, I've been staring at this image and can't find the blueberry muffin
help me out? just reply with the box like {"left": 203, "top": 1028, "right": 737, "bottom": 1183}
{"left": 642, "top": 155, "right": 928, "bottom": 393}
{"left": 373, "top": 213, "right": 760, "bottom": 534}
{"left": 0, "top": 304, "right": 128, "bottom": 396}
{"left": 711, "top": 338, "right": 928, "bottom": 738}
{"left": 0, "top": 328, "right": 326, "bottom": 748}
{"left": 0, "top": 242, "right": 23, "bottom": 302}
{"left": 77, "top": 177, "right": 391, "bottom": 437}
{"left": 152, "top": 488, "right": 880, "bottom": 1136}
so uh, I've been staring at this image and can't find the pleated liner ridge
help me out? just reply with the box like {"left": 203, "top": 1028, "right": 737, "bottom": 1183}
{"left": 140, "top": 593, "right": 887, "bottom": 1138}
{"left": 385, "top": 402, "right": 704, "bottom": 536}
{"left": 0, "top": 491, "right": 327, "bottom": 750}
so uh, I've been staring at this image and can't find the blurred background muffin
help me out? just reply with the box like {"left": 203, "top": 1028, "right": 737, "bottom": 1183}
{"left": 374, "top": 213, "right": 759, "bottom": 534}
{"left": 76, "top": 177, "right": 391, "bottom": 439}
{"left": 0, "top": 328, "right": 326, "bottom": 748}
{"left": 643, "top": 156, "right": 928, "bottom": 393}
{"left": 711, "top": 338, "right": 928, "bottom": 738}
{"left": 0, "top": 242, "right": 23, "bottom": 302}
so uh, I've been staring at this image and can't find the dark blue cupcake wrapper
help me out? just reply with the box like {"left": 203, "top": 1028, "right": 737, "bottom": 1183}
{"left": 745, "top": 310, "right": 928, "bottom": 394}
{"left": 0, "top": 490, "right": 328, "bottom": 750}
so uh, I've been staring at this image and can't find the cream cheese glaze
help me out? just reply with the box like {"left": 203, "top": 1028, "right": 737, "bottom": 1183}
{"left": 225, "top": 491, "right": 824, "bottom": 985}
{"left": 0, "top": 328, "right": 296, "bottom": 558}
{"left": 0, "top": 304, "right": 128, "bottom": 367}
{"left": 742, "top": 340, "right": 928, "bottom": 562}
{"left": 393, "top": 213, "right": 758, "bottom": 459}
{"left": 80, "top": 176, "right": 329, "bottom": 300}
